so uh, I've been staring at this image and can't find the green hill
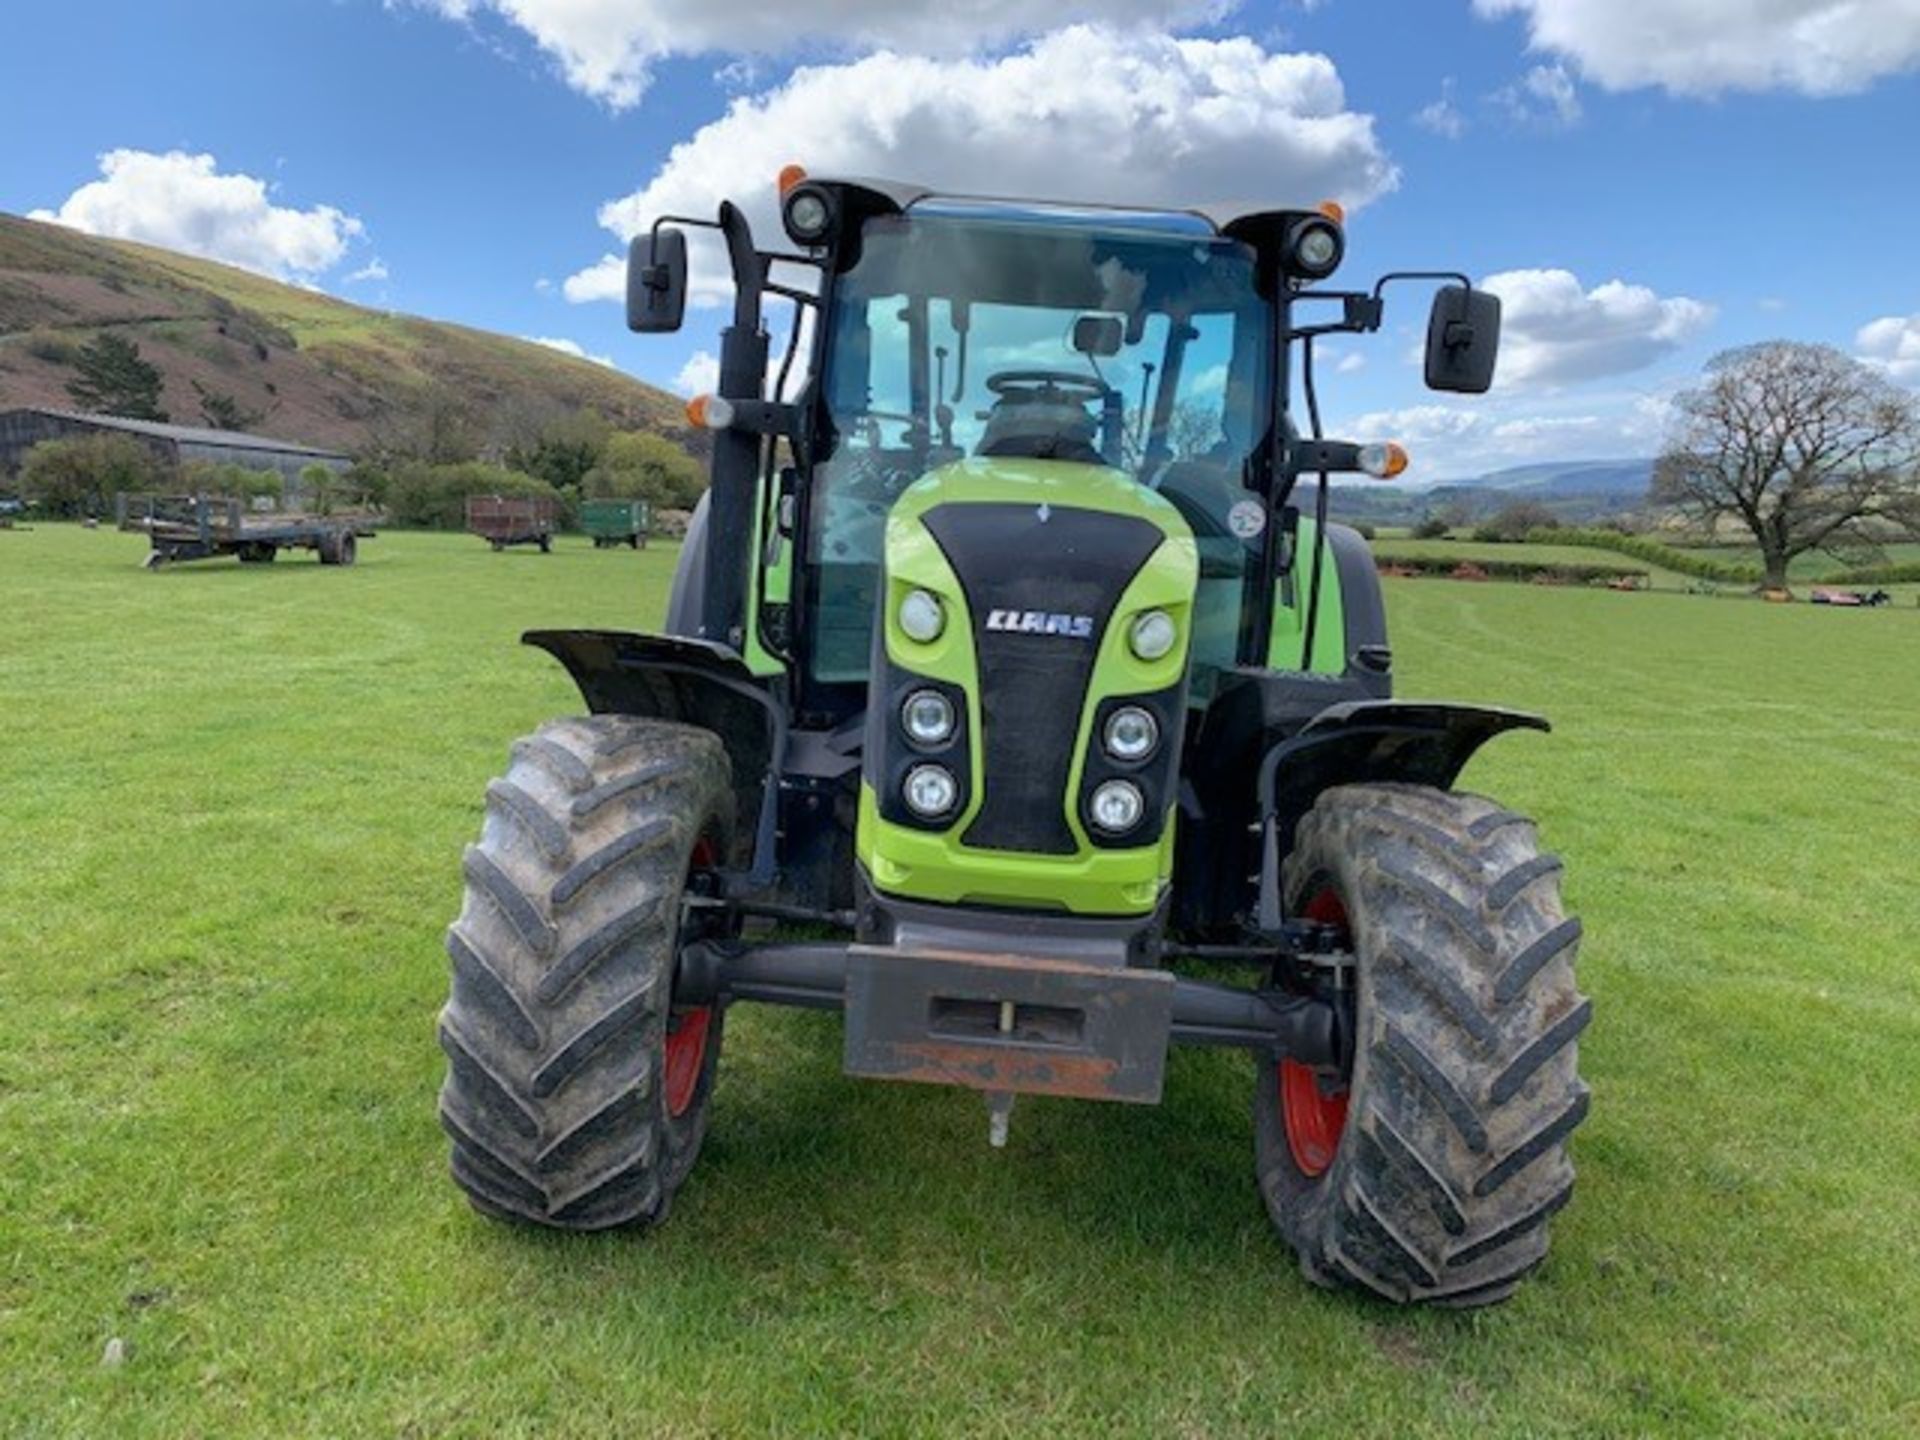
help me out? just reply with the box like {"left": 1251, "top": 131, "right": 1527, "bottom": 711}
{"left": 0, "top": 213, "right": 682, "bottom": 454}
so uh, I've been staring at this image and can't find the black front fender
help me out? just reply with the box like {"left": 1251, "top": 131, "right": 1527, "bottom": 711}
{"left": 522, "top": 629, "right": 783, "bottom": 872}
{"left": 1264, "top": 699, "right": 1548, "bottom": 813}
{"left": 1252, "top": 700, "right": 1549, "bottom": 929}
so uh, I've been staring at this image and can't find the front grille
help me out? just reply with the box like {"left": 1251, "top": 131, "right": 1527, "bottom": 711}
{"left": 921, "top": 502, "right": 1164, "bottom": 854}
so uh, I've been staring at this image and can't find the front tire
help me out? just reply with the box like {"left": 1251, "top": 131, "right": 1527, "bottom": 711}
{"left": 438, "top": 716, "right": 731, "bottom": 1230}
{"left": 1255, "top": 783, "right": 1590, "bottom": 1307}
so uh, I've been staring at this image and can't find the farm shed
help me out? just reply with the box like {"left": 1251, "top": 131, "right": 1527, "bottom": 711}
{"left": 0, "top": 408, "right": 351, "bottom": 497}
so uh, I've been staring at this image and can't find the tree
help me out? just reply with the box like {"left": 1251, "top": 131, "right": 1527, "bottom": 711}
{"left": 1167, "top": 399, "right": 1223, "bottom": 459}
{"left": 1654, "top": 342, "right": 1920, "bottom": 591}
{"left": 18, "top": 434, "right": 167, "bottom": 518}
{"left": 1471, "top": 500, "right": 1559, "bottom": 543}
{"left": 65, "top": 333, "right": 168, "bottom": 420}
{"left": 300, "top": 462, "right": 341, "bottom": 515}
{"left": 181, "top": 460, "right": 283, "bottom": 504}
{"left": 1411, "top": 516, "right": 1452, "bottom": 540}
{"left": 381, "top": 460, "right": 557, "bottom": 529}
{"left": 504, "top": 407, "right": 613, "bottom": 493}
{"left": 191, "top": 380, "right": 266, "bottom": 433}
{"left": 580, "top": 431, "right": 704, "bottom": 509}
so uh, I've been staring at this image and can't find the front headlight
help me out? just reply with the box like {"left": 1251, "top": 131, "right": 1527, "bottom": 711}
{"left": 1128, "top": 609, "right": 1177, "bottom": 662}
{"left": 898, "top": 588, "right": 945, "bottom": 643}
{"left": 901, "top": 690, "right": 956, "bottom": 747}
{"left": 1088, "top": 779, "right": 1145, "bottom": 834}
{"left": 903, "top": 764, "right": 958, "bottom": 819}
{"left": 1103, "top": 706, "right": 1159, "bottom": 762}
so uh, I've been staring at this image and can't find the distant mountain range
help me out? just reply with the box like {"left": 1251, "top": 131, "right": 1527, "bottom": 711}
{"left": 1427, "top": 458, "right": 1655, "bottom": 497}
{"left": 1322, "top": 457, "right": 1656, "bottom": 525}
{"left": 0, "top": 213, "right": 682, "bottom": 456}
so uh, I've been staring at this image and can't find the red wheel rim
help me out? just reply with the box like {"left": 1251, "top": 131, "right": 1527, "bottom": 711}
{"left": 664, "top": 836, "right": 719, "bottom": 1120}
{"left": 663, "top": 1007, "right": 711, "bottom": 1118}
{"left": 1279, "top": 884, "right": 1351, "bottom": 1178}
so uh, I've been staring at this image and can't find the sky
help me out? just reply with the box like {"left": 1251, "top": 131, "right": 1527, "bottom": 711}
{"left": 4, "top": 0, "right": 1920, "bottom": 480}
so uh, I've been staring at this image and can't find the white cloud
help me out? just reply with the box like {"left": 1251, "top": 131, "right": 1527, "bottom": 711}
{"left": 1857, "top": 314, "right": 1920, "bottom": 381}
{"left": 668, "top": 313, "right": 814, "bottom": 397}
{"left": 29, "top": 149, "right": 364, "bottom": 282}
{"left": 525, "top": 334, "right": 618, "bottom": 367}
{"left": 673, "top": 350, "right": 720, "bottom": 396}
{"left": 1473, "top": 0, "right": 1920, "bottom": 97}
{"left": 1492, "top": 62, "right": 1582, "bottom": 126}
{"left": 1351, "top": 403, "right": 1491, "bottom": 446}
{"left": 1481, "top": 268, "right": 1714, "bottom": 386}
{"left": 568, "top": 26, "right": 1396, "bottom": 304}
{"left": 1413, "top": 79, "right": 1467, "bottom": 139}
{"left": 402, "top": 0, "right": 1227, "bottom": 109}
{"left": 1335, "top": 351, "right": 1366, "bottom": 374}
{"left": 1344, "top": 401, "right": 1648, "bottom": 478}
{"left": 345, "top": 258, "right": 390, "bottom": 283}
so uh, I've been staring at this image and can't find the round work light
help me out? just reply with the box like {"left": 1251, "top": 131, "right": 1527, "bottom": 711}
{"left": 783, "top": 186, "right": 834, "bottom": 245}
{"left": 902, "top": 690, "right": 956, "bottom": 747}
{"left": 903, "top": 764, "right": 959, "bottom": 820}
{"left": 1089, "top": 779, "right": 1145, "bottom": 835}
{"left": 1285, "top": 217, "right": 1344, "bottom": 280}
{"left": 1103, "top": 706, "right": 1159, "bottom": 763}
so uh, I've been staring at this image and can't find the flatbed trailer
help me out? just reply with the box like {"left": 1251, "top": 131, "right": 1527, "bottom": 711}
{"left": 467, "top": 495, "right": 556, "bottom": 552}
{"left": 118, "top": 494, "right": 374, "bottom": 569}
{"left": 580, "top": 497, "right": 651, "bottom": 549}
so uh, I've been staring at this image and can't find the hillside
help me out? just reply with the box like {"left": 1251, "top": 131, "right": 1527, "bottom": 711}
{"left": 1448, "top": 457, "right": 1654, "bottom": 497}
{"left": 1325, "top": 455, "right": 1656, "bottom": 527}
{"left": 0, "top": 213, "right": 682, "bottom": 455}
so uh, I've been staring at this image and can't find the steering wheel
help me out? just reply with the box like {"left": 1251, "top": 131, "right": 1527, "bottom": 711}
{"left": 846, "top": 410, "right": 924, "bottom": 449}
{"left": 985, "top": 370, "right": 1111, "bottom": 404}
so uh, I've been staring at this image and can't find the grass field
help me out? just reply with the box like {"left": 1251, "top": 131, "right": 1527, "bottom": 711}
{"left": 4, "top": 527, "right": 1919, "bottom": 1437}
{"left": 1370, "top": 533, "right": 1920, "bottom": 600}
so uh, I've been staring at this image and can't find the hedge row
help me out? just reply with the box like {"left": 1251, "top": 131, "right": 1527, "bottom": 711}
{"left": 1826, "top": 560, "right": 1920, "bottom": 584}
{"left": 1536, "top": 528, "right": 1920, "bottom": 586}
{"left": 1378, "top": 554, "right": 1648, "bottom": 585}
{"left": 1523, "top": 527, "right": 1764, "bottom": 583}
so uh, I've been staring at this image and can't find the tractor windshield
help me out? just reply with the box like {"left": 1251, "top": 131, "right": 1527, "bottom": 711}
{"left": 806, "top": 209, "right": 1272, "bottom": 688}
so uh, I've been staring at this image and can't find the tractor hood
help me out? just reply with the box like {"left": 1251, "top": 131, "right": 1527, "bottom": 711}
{"left": 858, "top": 456, "right": 1199, "bottom": 916}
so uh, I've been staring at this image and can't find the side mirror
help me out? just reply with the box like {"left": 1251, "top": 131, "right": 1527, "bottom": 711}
{"left": 627, "top": 227, "right": 688, "bottom": 334}
{"left": 1424, "top": 285, "right": 1501, "bottom": 394}
{"left": 1071, "top": 314, "right": 1123, "bottom": 358}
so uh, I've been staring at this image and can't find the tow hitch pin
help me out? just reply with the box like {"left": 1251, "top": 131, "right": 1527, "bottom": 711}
{"left": 987, "top": 1001, "right": 1016, "bottom": 1147}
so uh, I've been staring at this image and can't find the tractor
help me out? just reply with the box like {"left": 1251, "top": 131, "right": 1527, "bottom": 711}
{"left": 438, "top": 171, "right": 1590, "bottom": 1307}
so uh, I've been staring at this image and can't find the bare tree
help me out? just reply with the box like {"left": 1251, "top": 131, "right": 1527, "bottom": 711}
{"left": 1654, "top": 342, "right": 1920, "bottom": 590}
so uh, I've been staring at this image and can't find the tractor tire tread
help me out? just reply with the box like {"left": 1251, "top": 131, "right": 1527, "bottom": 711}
{"left": 438, "top": 715, "right": 730, "bottom": 1231}
{"left": 1256, "top": 782, "right": 1589, "bottom": 1309}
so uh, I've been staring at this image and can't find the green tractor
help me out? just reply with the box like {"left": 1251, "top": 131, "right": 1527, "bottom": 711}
{"left": 439, "top": 172, "right": 1590, "bottom": 1307}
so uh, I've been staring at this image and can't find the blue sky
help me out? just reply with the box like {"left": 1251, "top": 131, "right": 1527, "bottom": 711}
{"left": 4, "top": 0, "right": 1919, "bottom": 478}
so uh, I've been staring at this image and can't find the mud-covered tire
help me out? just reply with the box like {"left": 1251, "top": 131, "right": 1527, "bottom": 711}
{"left": 1255, "top": 783, "right": 1590, "bottom": 1307}
{"left": 438, "top": 716, "right": 732, "bottom": 1231}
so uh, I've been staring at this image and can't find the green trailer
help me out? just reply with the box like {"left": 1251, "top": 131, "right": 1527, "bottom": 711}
{"left": 580, "top": 497, "right": 651, "bottom": 549}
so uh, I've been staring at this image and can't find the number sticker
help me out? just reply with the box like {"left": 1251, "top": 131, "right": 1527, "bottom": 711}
{"left": 1227, "top": 499, "right": 1267, "bottom": 540}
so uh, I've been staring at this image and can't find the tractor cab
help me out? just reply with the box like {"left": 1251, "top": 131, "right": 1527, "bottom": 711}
{"left": 799, "top": 199, "right": 1274, "bottom": 700}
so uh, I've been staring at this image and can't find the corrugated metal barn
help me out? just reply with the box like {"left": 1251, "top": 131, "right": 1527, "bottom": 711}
{"left": 0, "top": 408, "right": 351, "bottom": 492}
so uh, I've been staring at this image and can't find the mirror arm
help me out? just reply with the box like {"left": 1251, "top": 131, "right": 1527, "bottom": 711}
{"left": 647, "top": 207, "right": 765, "bottom": 333}
{"left": 1371, "top": 269, "right": 1474, "bottom": 301}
